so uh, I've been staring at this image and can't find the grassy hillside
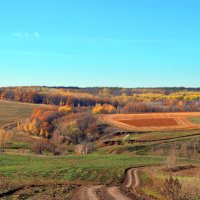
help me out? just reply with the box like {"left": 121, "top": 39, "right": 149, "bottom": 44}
{"left": 0, "top": 101, "right": 46, "bottom": 128}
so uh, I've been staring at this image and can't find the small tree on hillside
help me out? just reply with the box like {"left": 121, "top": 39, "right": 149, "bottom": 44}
{"left": 75, "top": 144, "right": 88, "bottom": 155}
{"left": 165, "top": 149, "right": 177, "bottom": 169}
{"left": 0, "top": 129, "right": 8, "bottom": 153}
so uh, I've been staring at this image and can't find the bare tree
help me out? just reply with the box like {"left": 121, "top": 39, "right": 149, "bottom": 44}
{"left": 0, "top": 129, "right": 7, "bottom": 153}
{"left": 165, "top": 149, "right": 177, "bottom": 169}
{"left": 75, "top": 144, "right": 88, "bottom": 155}
{"left": 163, "top": 177, "right": 181, "bottom": 200}
{"left": 74, "top": 140, "right": 94, "bottom": 155}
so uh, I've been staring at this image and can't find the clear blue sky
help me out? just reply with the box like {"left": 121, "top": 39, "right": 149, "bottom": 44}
{"left": 0, "top": 0, "right": 200, "bottom": 87}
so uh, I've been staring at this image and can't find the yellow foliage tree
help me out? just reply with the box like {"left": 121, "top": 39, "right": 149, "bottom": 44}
{"left": 92, "top": 104, "right": 103, "bottom": 114}
{"left": 58, "top": 105, "right": 72, "bottom": 113}
{"left": 92, "top": 104, "right": 116, "bottom": 114}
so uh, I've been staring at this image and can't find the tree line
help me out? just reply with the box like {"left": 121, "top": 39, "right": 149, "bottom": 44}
{"left": 1, "top": 87, "right": 200, "bottom": 112}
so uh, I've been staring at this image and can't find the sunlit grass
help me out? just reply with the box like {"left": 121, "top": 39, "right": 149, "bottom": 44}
{"left": 0, "top": 154, "right": 164, "bottom": 184}
{"left": 0, "top": 100, "right": 46, "bottom": 127}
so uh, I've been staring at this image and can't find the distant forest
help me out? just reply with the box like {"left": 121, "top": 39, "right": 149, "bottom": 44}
{"left": 1, "top": 86, "right": 200, "bottom": 112}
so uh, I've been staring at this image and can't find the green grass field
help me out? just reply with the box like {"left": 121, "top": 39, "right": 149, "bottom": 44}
{"left": 0, "top": 100, "right": 46, "bottom": 128}
{"left": 0, "top": 154, "right": 164, "bottom": 185}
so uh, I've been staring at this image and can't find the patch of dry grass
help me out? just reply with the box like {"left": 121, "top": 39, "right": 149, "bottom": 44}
{"left": 0, "top": 100, "right": 46, "bottom": 128}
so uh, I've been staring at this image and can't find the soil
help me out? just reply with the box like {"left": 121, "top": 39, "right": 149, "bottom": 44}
{"left": 119, "top": 118, "right": 178, "bottom": 127}
{"left": 0, "top": 184, "right": 79, "bottom": 200}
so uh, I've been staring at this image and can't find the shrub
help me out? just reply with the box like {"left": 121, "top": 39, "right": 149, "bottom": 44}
{"left": 163, "top": 176, "right": 181, "bottom": 200}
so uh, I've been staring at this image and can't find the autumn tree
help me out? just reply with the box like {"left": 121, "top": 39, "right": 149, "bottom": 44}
{"left": 18, "top": 107, "right": 62, "bottom": 138}
{"left": 92, "top": 104, "right": 116, "bottom": 114}
{"left": 53, "top": 112, "right": 100, "bottom": 150}
{"left": 58, "top": 105, "right": 72, "bottom": 113}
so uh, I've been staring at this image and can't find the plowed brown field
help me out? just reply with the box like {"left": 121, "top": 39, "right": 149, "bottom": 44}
{"left": 99, "top": 112, "right": 200, "bottom": 132}
{"left": 119, "top": 118, "right": 178, "bottom": 127}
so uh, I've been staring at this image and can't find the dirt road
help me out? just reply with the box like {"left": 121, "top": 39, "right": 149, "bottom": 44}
{"left": 72, "top": 186, "right": 101, "bottom": 200}
{"left": 125, "top": 168, "right": 140, "bottom": 188}
{"left": 106, "top": 186, "right": 131, "bottom": 200}
{"left": 72, "top": 168, "right": 141, "bottom": 200}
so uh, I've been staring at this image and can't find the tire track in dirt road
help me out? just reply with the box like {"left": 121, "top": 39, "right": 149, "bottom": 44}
{"left": 125, "top": 168, "right": 135, "bottom": 188}
{"left": 72, "top": 186, "right": 101, "bottom": 200}
{"left": 106, "top": 186, "right": 131, "bottom": 200}
{"left": 125, "top": 168, "right": 141, "bottom": 198}
{"left": 87, "top": 186, "right": 102, "bottom": 200}
{"left": 72, "top": 168, "right": 141, "bottom": 200}
{"left": 131, "top": 169, "right": 140, "bottom": 189}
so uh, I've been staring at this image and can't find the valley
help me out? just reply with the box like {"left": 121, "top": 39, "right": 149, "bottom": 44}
{"left": 0, "top": 87, "right": 200, "bottom": 199}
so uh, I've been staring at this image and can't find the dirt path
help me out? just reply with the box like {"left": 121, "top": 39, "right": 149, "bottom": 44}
{"left": 72, "top": 186, "right": 101, "bottom": 200}
{"left": 125, "top": 168, "right": 135, "bottom": 188}
{"left": 106, "top": 187, "right": 131, "bottom": 200}
{"left": 87, "top": 186, "right": 101, "bottom": 200}
{"left": 72, "top": 168, "right": 141, "bottom": 200}
{"left": 133, "top": 169, "right": 140, "bottom": 188}
{"left": 125, "top": 168, "right": 140, "bottom": 188}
